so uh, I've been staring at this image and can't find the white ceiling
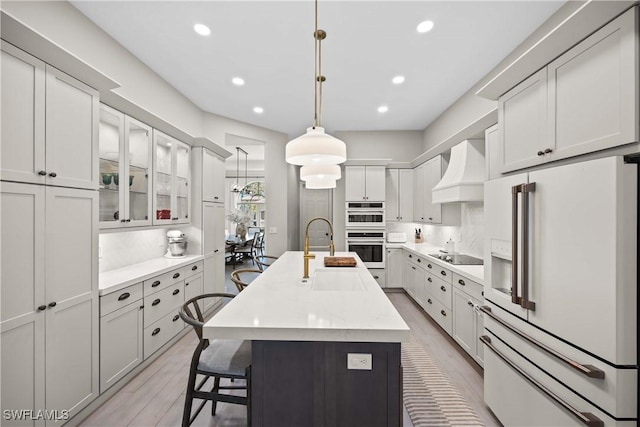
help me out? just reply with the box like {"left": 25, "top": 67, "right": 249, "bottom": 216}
{"left": 71, "top": 1, "right": 564, "bottom": 139}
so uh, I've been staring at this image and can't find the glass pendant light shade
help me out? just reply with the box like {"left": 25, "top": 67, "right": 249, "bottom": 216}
{"left": 286, "top": 127, "right": 347, "bottom": 166}
{"left": 300, "top": 164, "right": 341, "bottom": 181}
{"left": 305, "top": 176, "right": 337, "bottom": 189}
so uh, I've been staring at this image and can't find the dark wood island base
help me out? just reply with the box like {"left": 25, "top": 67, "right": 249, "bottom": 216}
{"left": 251, "top": 340, "right": 402, "bottom": 427}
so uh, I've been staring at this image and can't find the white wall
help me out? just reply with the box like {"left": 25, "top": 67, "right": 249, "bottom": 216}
{"left": 335, "top": 130, "right": 424, "bottom": 161}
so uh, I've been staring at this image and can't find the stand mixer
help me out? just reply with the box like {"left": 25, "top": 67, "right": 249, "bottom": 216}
{"left": 165, "top": 230, "right": 188, "bottom": 258}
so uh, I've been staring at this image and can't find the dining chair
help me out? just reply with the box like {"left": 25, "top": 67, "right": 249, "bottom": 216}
{"left": 253, "top": 254, "right": 278, "bottom": 271}
{"left": 234, "top": 234, "right": 260, "bottom": 265}
{"left": 179, "top": 293, "right": 251, "bottom": 427}
{"left": 230, "top": 268, "right": 262, "bottom": 292}
{"left": 253, "top": 231, "right": 265, "bottom": 257}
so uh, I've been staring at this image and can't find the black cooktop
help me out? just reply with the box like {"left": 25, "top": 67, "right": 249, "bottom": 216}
{"left": 428, "top": 253, "right": 484, "bottom": 265}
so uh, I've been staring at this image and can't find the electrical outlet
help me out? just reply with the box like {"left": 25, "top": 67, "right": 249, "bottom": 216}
{"left": 269, "top": 227, "right": 277, "bottom": 234}
{"left": 347, "top": 353, "right": 372, "bottom": 370}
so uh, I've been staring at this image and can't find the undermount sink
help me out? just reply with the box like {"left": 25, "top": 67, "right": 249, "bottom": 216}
{"left": 311, "top": 268, "right": 365, "bottom": 291}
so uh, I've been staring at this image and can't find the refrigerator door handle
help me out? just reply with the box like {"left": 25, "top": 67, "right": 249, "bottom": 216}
{"left": 511, "top": 184, "right": 522, "bottom": 306}
{"left": 480, "top": 335, "right": 604, "bottom": 427}
{"left": 521, "top": 182, "right": 536, "bottom": 311}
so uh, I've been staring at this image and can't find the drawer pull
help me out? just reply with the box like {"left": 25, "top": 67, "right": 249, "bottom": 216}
{"left": 440, "top": 270, "right": 447, "bottom": 276}
{"left": 480, "top": 335, "right": 603, "bottom": 427}
{"left": 440, "top": 310, "right": 446, "bottom": 317}
{"left": 172, "top": 314, "right": 180, "bottom": 322}
{"left": 38, "top": 170, "right": 47, "bottom": 176}
{"left": 173, "top": 273, "right": 180, "bottom": 279}
{"left": 537, "top": 150, "right": 545, "bottom": 156}
{"left": 427, "top": 298, "right": 432, "bottom": 304}
{"left": 38, "top": 305, "right": 47, "bottom": 311}
{"left": 480, "top": 306, "right": 604, "bottom": 379}
{"left": 152, "top": 280, "right": 161, "bottom": 288}
{"left": 151, "top": 328, "right": 161, "bottom": 336}
{"left": 408, "top": 254, "right": 412, "bottom": 258}
{"left": 427, "top": 277, "right": 432, "bottom": 283}
{"left": 48, "top": 302, "right": 57, "bottom": 308}
{"left": 185, "top": 282, "right": 189, "bottom": 286}
{"left": 417, "top": 258, "right": 421, "bottom": 263}
{"left": 214, "top": 196, "right": 219, "bottom": 200}
{"left": 440, "top": 286, "right": 446, "bottom": 292}
{"left": 427, "top": 264, "right": 432, "bottom": 269}
{"left": 458, "top": 279, "right": 466, "bottom": 286}
{"left": 467, "top": 301, "right": 474, "bottom": 307}
{"left": 48, "top": 172, "right": 57, "bottom": 178}
{"left": 118, "top": 292, "right": 131, "bottom": 301}
{"left": 411, "top": 266, "right": 416, "bottom": 270}
{"left": 373, "top": 275, "right": 379, "bottom": 279}
{"left": 152, "top": 299, "right": 161, "bottom": 306}
{"left": 172, "top": 289, "right": 180, "bottom": 296}
{"left": 191, "top": 265, "right": 198, "bottom": 271}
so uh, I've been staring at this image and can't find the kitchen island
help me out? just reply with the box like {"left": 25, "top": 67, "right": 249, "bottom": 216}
{"left": 204, "top": 251, "right": 410, "bottom": 427}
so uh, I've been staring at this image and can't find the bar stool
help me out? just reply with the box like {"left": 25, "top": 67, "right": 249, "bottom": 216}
{"left": 253, "top": 255, "right": 279, "bottom": 271}
{"left": 230, "top": 268, "right": 262, "bottom": 292}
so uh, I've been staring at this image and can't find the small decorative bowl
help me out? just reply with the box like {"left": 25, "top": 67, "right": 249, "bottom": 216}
{"left": 101, "top": 173, "right": 112, "bottom": 186}
{"left": 112, "top": 173, "right": 119, "bottom": 186}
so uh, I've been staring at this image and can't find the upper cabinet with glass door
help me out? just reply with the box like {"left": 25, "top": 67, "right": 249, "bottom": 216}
{"left": 153, "top": 130, "right": 191, "bottom": 225}
{"left": 98, "top": 104, "right": 152, "bottom": 229}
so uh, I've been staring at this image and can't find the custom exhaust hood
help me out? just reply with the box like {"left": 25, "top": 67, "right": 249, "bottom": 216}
{"left": 432, "top": 139, "right": 485, "bottom": 203}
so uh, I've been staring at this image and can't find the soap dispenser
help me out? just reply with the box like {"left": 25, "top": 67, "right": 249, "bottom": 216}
{"left": 445, "top": 238, "right": 455, "bottom": 253}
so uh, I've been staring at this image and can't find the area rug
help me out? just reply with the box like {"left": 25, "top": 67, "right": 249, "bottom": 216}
{"left": 402, "top": 334, "right": 484, "bottom": 427}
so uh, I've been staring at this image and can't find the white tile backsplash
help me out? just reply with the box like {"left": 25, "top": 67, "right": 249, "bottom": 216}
{"left": 387, "top": 202, "right": 483, "bottom": 258}
{"left": 99, "top": 226, "right": 194, "bottom": 272}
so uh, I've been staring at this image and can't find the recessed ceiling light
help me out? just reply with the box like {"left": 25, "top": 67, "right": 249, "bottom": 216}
{"left": 232, "top": 77, "right": 245, "bottom": 86}
{"left": 392, "top": 75, "right": 405, "bottom": 85}
{"left": 378, "top": 105, "right": 389, "bottom": 113}
{"left": 253, "top": 106, "right": 264, "bottom": 114}
{"left": 417, "top": 20, "right": 434, "bottom": 33}
{"left": 193, "top": 24, "right": 211, "bottom": 36}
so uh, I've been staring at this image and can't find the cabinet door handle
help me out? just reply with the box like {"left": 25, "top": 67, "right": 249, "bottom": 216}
{"left": 38, "top": 170, "right": 47, "bottom": 176}
{"left": 172, "top": 289, "right": 180, "bottom": 295}
{"left": 214, "top": 249, "right": 219, "bottom": 253}
{"left": 427, "top": 277, "right": 432, "bottom": 283}
{"left": 544, "top": 148, "right": 553, "bottom": 154}
{"left": 214, "top": 196, "right": 219, "bottom": 200}
{"left": 152, "top": 280, "right": 161, "bottom": 288}
{"left": 408, "top": 254, "right": 412, "bottom": 258}
{"left": 411, "top": 266, "right": 416, "bottom": 270}
{"left": 427, "top": 264, "right": 432, "bottom": 269}
{"left": 48, "top": 172, "right": 57, "bottom": 178}
{"left": 428, "top": 217, "right": 433, "bottom": 221}
{"left": 172, "top": 314, "right": 180, "bottom": 322}
{"left": 152, "top": 298, "right": 161, "bottom": 306}
{"left": 139, "top": 305, "right": 144, "bottom": 310}
{"left": 417, "top": 258, "right": 421, "bottom": 263}
{"left": 38, "top": 305, "right": 47, "bottom": 311}
{"left": 373, "top": 275, "right": 379, "bottom": 279}
{"left": 125, "top": 219, "right": 131, "bottom": 222}
{"left": 458, "top": 279, "right": 466, "bottom": 286}
{"left": 118, "top": 292, "right": 131, "bottom": 301}
{"left": 120, "top": 219, "right": 126, "bottom": 223}
{"left": 191, "top": 265, "right": 198, "bottom": 271}
{"left": 440, "top": 270, "right": 447, "bottom": 277}
{"left": 48, "top": 302, "right": 57, "bottom": 308}
{"left": 172, "top": 217, "right": 179, "bottom": 220}
{"left": 537, "top": 150, "right": 545, "bottom": 156}
{"left": 151, "top": 328, "right": 161, "bottom": 336}
{"left": 480, "top": 335, "right": 604, "bottom": 426}
{"left": 173, "top": 273, "right": 180, "bottom": 279}
{"left": 440, "top": 286, "right": 446, "bottom": 292}
{"left": 185, "top": 282, "right": 189, "bottom": 287}
{"left": 440, "top": 310, "right": 447, "bottom": 317}
{"left": 467, "top": 300, "right": 474, "bottom": 307}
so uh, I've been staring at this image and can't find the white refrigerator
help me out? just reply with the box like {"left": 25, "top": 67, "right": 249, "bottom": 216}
{"left": 482, "top": 156, "right": 637, "bottom": 426}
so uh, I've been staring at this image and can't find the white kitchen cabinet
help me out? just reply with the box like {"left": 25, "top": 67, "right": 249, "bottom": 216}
{"left": 153, "top": 130, "right": 191, "bottom": 225}
{"left": 1, "top": 42, "right": 99, "bottom": 190}
{"left": 413, "top": 156, "right": 443, "bottom": 223}
{"left": 385, "top": 169, "right": 413, "bottom": 221}
{"left": 184, "top": 273, "right": 204, "bottom": 304}
{"left": 499, "top": 8, "right": 638, "bottom": 173}
{"left": 203, "top": 251, "right": 226, "bottom": 310}
{"left": 345, "top": 165, "right": 386, "bottom": 201}
{"left": 99, "top": 295, "right": 143, "bottom": 393}
{"left": 202, "top": 149, "right": 225, "bottom": 203}
{"left": 99, "top": 104, "right": 153, "bottom": 228}
{"left": 368, "top": 269, "right": 386, "bottom": 288}
{"left": 1, "top": 182, "right": 99, "bottom": 422}
{"left": 485, "top": 123, "right": 502, "bottom": 181}
{"left": 385, "top": 248, "right": 403, "bottom": 288}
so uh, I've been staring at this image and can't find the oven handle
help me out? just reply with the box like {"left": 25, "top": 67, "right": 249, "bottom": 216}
{"left": 346, "top": 210, "right": 385, "bottom": 214}
{"left": 480, "top": 306, "right": 604, "bottom": 379}
{"left": 480, "top": 335, "right": 604, "bottom": 427}
{"left": 346, "top": 240, "right": 386, "bottom": 244}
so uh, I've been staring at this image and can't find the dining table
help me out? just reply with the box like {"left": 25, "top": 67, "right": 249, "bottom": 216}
{"left": 225, "top": 233, "right": 255, "bottom": 267}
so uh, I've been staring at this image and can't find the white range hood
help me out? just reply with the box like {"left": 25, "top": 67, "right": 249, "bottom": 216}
{"left": 432, "top": 139, "right": 485, "bottom": 203}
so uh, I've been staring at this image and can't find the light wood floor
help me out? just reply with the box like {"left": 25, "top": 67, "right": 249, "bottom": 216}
{"left": 79, "top": 287, "right": 498, "bottom": 427}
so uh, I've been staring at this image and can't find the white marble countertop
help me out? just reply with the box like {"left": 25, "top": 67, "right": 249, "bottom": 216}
{"left": 386, "top": 242, "right": 484, "bottom": 284}
{"left": 204, "top": 251, "right": 411, "bottom": 343}
{"left": 99, "top": 255, "right": 204, "bottom": 296}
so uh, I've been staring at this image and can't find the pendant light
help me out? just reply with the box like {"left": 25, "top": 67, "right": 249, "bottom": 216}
{"left": 231, "top": 147, "right": 248, "bottom": 193}
{"left": 285, "top": 0, "right": 346, "bottom": 167}
{"left": 305, "top": 176, "right": 337, "bottom": 189}
{"left": 300, "top": 164, "right": 341, "bottom": 182}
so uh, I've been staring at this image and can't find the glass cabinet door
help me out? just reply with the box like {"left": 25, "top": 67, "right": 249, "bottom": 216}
{"left": 98, "top": 105, "right": 124, "bottom": 228}
{"left": 175, "top": 142, "right": 190, "bottom": 222}
{"left": 153, "top": 130, "right": 174, "bottom": 225}
{"left": 125, "top": 117, "right": 152, "bottom": 226}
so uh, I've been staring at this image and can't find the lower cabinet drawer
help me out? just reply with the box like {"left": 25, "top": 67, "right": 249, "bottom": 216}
{"left": 144, "top": 282, "right": 184, "bottom": 327}
{"left": 453, "top": 273, "right": 483, "bottom": 301}
{"left": 100, "top": 282, "right": 143, "bottom": 316}
{"left": 144, "top": 310, "right": 185, "bottom": 360}
{"left": 368, "top": 268, "right": 386, "bottom": 288}
{"left": 425, "top": 272, "right": 452, "bottom": 309}
{"left": 423, "top": 292, "right": 452, "bottom": 335}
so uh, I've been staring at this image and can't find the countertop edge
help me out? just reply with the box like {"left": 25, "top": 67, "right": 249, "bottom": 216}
{"left": 99, "top": 255, "right": 204, "bottom": 296}
{"left": 203, "top": 327, "right": 411, "bottom": 343}
{"left": 386, "top": 243, "right": 484, "bottom": 284}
